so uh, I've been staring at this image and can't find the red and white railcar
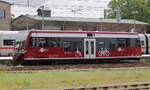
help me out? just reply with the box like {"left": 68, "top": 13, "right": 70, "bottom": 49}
{"left": 13, "top": 30, "right": 141, "bottom": 61}
{"left": 0, "top": 31, "right": 18, "bottom": 56}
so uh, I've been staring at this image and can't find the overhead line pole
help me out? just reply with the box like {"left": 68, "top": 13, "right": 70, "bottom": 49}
{"left": 42, "top": 0, "right": 45, "bottom": 30}
{"left": 26, "top": 0, "right": 29, "bottom": 30}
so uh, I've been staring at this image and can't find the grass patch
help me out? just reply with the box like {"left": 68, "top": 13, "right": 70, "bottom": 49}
{"left": 0, "top": 69, "right": 150, "bottom": 89}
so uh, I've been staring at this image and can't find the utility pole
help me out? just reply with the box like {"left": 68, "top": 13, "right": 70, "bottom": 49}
{"left": 42, "top": 0, "right": 45, "bottom": 30}
{"left": 132, "top": 11, "right": 138, "bottom": 32}
{"left": 42, "top": 6, "right": 44, "bottom": 30}
{"left": 26, "top": 0, "right": 29, "bottom": 30}
{"left": 100, "top": 18, "right": 103, "bottom": 31}
{"left": 116, "top": 6, "right": 120, "bottom": 22}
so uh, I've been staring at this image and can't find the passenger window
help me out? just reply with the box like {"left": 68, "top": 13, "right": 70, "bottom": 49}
{"left": 47, "top": 37, "right": 60, "bottom": 47}
{"left": 38, "top": 38, "right": 47, "bottom": 47}
{"left": 3, "top": 40, "right": 15, "bottom": 46}
{"left": 72, "top": 41, "right": 82, "bottom": 51}
{"left": 110, "top": 41, "right": 116, "bottom": 50}
{"left": 63, "top": 41, "right": 72, "bottom": 51}
{"left": 98, "top": 42, "right": 105, "bottom": 49}
{"left": 118, "top": 39, "right": 126, "bottom": 47}
{"left": 29, "top": 37, "right": 61, "bottom": 48}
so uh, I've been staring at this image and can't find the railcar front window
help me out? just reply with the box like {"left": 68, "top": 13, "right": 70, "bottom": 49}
{"left": 136, "top": 39, "right": 141, "bottom": 48}
{"left": 141, "top": 41, "right": 145, "bottom": 45}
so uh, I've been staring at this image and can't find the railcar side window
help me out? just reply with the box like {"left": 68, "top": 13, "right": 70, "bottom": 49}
{"left": 38, "top": 38, "right": 47, "bottom": 47}
{"left": 98, "top": 41, "right": 105, "bottom": 49}
{"left": 127, "top": 38, "right": 141, "bottom": 48}
{"left": 47, "top": 37, "right": 60, "bottom": 47}
{"left": 109, "top": 41, "right": 116, "bottom": 50}
{"left": 3, "top": 40, "right": 15, "bottom": 46}
{"left": 61, "top": 38, "right": 83, "bottom": 51}
{"left": 118, "top": 38, "right": 127, "bottom": 47}
{"left": 72, "top": 41, "right": 82, "bottom": 51}
{"left": 63, "top": 41, "right": 73, "bottom": 51}
{"left": 29, "top": 37, "right": 61, "bottom": 48}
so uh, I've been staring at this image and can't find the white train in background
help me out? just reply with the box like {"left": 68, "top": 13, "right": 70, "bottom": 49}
{"left": 0, "top": 30, "right": 150, "bottom": 56}
{"left": 139, "top": 34, "right": 150, "bottom": 54}
{"left": 0, "top": 31, "right": 18, "bottom": 56}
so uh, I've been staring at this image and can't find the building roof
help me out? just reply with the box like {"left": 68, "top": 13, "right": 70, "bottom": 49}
{"left": 14, "top": 15, "right": 148, "bottom": 25}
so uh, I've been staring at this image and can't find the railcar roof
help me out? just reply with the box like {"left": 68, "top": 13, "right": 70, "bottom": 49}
{"left": 27, "top": 30, "right": 138, "bottom": 35}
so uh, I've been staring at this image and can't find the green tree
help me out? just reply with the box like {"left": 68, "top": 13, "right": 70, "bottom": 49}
{"left": 108, "top": 0, "right": 150, "bottom": 24}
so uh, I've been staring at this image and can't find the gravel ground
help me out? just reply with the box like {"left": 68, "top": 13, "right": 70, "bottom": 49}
{"left": 0, "top": 61, "right": 150, "bottom": 71}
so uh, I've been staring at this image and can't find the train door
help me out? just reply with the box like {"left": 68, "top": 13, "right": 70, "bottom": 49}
{"left": 84, "top": 39, "right": 96, "bottom": 59}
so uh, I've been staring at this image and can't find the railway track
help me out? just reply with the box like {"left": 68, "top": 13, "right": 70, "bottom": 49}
{"left": 61, "top": 81, "right": 150, "bottom": 90}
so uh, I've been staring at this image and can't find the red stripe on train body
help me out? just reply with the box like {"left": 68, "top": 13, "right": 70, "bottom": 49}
{"left": 0, "top": 47, "right": 15, "bottom": 49}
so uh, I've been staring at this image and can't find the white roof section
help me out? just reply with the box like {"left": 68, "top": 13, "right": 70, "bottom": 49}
{"left": 24, "top": 15, "right": 147, "bottom": 25}
{"left": 0, "top": 31, "right": 18, "bottom": 34}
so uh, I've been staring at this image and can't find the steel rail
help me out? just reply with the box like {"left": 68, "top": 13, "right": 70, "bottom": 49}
{"left": 62, "top": 82, "right": 150, "bottom": 90}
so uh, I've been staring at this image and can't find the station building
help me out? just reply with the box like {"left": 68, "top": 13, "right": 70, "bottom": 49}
{"left": 12, "top": 14, "right": 147, "bottom": 33}
{"left": 0, "top": 1, "right": 11, "bottom": 31}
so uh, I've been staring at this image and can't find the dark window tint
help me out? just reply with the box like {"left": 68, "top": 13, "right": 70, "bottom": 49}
{"left": 61, "top": 38, "right": 84, "bottom": 51}
{"left": 29, "top": 37, "right": 60, "bottom": 48}
{"left": 3, "top": 40, "right": 15, "bottom": 46}
{"left": 28, "top": 37, "right": 84, "bottom": 51}
{"left": 141, "top": 41, "right": 145, "bottom": 45}
{"left": 63, "top": 41, "right": 72, "bottom": 51}
{"left": 126, "top": 38, "right": 141, "bottom": 48}
{"left": 136, "top": 39, "right": 141, "bottom": 48}
{"left": 96, "top": 38, "right": 117, "bottom": 51}
{"left": 109, "top": 41, "right": 116, "bottom": 50}
{"left": 118, "top": 38, "right": 127, "bottom": 47}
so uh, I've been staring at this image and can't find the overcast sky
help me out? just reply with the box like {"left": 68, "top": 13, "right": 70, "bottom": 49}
{"left": 3, "top": 0, "right": 111, "bottom": 8}
{"left": 2, "top": 0, "right": 111, "bottom": 18}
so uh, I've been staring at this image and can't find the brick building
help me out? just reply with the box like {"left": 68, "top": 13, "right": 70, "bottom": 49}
{"left": 0, "top": 1, "right": 11, "bottom": 31}
{"left": 12, "top": 15, "right": 147, "bottom": 33}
